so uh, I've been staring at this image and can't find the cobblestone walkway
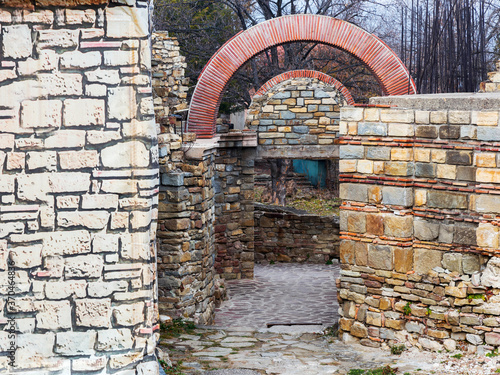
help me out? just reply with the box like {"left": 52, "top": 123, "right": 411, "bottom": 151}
{"left": 213, "top": 262, "right": 340, "bottom": 328}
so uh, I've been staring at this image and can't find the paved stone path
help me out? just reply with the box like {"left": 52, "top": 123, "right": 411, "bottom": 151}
{"left": 213, "top": 263, "right": 340, "bottom": 328}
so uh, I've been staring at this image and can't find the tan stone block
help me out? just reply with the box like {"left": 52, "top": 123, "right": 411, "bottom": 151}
{"left": 59, "top": 150, "right": 99, "bottom": 170}
{"left": 373, "top": 161, "right": 384, "bottom": 174}
{"left": 415, "top": 189, "right": 427, "bottom": 206}
{"left": 367, "top": 244, "right": 393, "bottom": 270}
{"left": 42, "top": 230, "right": 91, "bottom": 256}
{"left": 436, "top": 164, "right": 456, "bottom": 179}
{"left": 45, "top": 280, "right": 86, "bottom": 300}
{"left": 347, "top": 211, "right": 366, "bottom": 233}
{"left": 65, "top": 254, "right": 104, "bottom": 278}
{"left": 384, "top": 215, "right": 413, "bottom": 238}
{"left": 477, "top": 223, "right": 499, "bottom": 248}
{"left": 391, "top": 148, "right": 413, "bottom": 161}
{"left": 75, "top": 298, "right": 111, "bottom": 328}
{"left": 476, "top": 111, "right": 499, "bottom": 126}
{"left": 339, "top": 318, "right": 354, "bottom": 331}
{"left": 6, "top": 152, "right": 24, "bottom": 170}
{"left": 339, "top": 121, "right": 347, "bottom": 135}
{"left": 385, "top": 319, "right": 404, "bottom": 330}
{"left": 477, "top": 168, "right": 500, "bottom": 183}
{"left": 340, "top": 241, "right": 355, "bottom": 265}
{"left": 379, "top": 298, "right": 391, "bottom": 310}
{"left": 9, "top": 245, "right": 42, "bottom": 269}
{"left": 414, "top": 248, "right": 443, "bottom": 274}
{"left": 388, "top": 123, "right": 414, "bottom": 137}
{"left": 364, "top": 108, "right": 379, "bottom": 122}
{"left": 106, "top": 5, "right": 148, "bottom": 38}
{"left": 414, "top": 148, "right": 430, "bottom": 162}
{"left": 430, "top": 111, "right": 447, "bottom": 124}
{"left": 475, "top": 153, "right": 496, "bottom": 167}
{"left": 357, "top": 160, "right": 373, "bottom": 174}
{"left": 368, "top": 186, "right": 382, "bottom": 204}
{"left": 355, "top": 242, "right": 368, "bottom": 266}
{"left": 38, "top": 73, "right": 83, "bottom": 96}
{"left": 347, "top": 122, "right": 357, "bottom": 135}
{"left": 341, "top": 107, "right": 363, "bottom": 121}
{"left": 394, "top": 247, "right": 413, "bottom": 273}
{"left": 111, "top": 212, "right": 129, "bottom": 229}
{"left": 64, "top": 99, "right": 105, "bottom": 127}
{"left": 318, "top": 138, "right": 333, "bottom": 145}
{"left": 21, "top": 100, "right": 62, "bottom": 128}
{"left": 449, "top": 111, "right": 471, "bottom": 124}
{"left": 415, "top": 110, "right": 429, "bottom": 124}
{"left": 381, "top": 109, "right": 414, "bottom": 123}
{"left": 65, "top": 8, "right": 96, "bottom": 24}
{"left": 431, "top": 149, "right": 446, "bottom": 163}
{"left": 58, "top": 211, "right": 110, "bottom": 230}
{"left": 384, "top": 162, "right": 412, "bottom": 176}
{"left": 366, "top": 214, "right": 383, "bottom": 235}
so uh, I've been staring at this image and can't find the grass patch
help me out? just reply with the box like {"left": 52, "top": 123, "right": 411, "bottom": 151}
{"left": 348, "top": 365, "right": 398, "bottom": 375}
{"left": 451, "top": 353, "right": 463, "bottom": 359}
{"left": 390, "top": 344, "right": 406, "bottom": 355}
{"left": 160, "top": 318, "right": 197, "bottom": 338}
{"left": 160, "top": 360, "right": 185, "bottom": 375}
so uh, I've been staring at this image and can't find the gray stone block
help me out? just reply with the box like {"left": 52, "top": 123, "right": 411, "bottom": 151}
{"left": 357, "top": 122, "right": 387, "bottom": 136}
{"left": 339, "top": 183, "right": 368, "bottom": 202}
{"left": 442, "top": 253, "right": 463, "bottom": 273}
{"left": 427, "top": 191, "right": 467, "bottom": 209}
{"left": 366, "top": 147, "right": 390, "bottom": 160}
{"left": 439, "top": 224, "right": 454, "bottom": 243}
{"left": 381, "top": 186, "right": 413, "bottom": 206}
{"left": 293, "top": 126, "right": 309, "bottom": 134}
{"left": 456, "top": 166, "right": 476, "bottom": 181}
{"left": 161, "top": 172, "right": 184, "bottom": 187}
{"left": 340, "top": 145, "right": 364, "bottom": 159}
{"left": 367, "top": 244, "right": 393, "bottom": 271}
{"left": 273, "top": 91, "right": 290, "bottom": 99}
{"left": 414, "top": 219, "right": 439, "bottom": 241}
{"left": 415, "top": 162, "right": 436, "bottom": 178}
{"left": 463, "top": 254, "right": 480, "bottom": 274}
{"left": 280, "top": 111, "right": 295, "bottom": 119}
{"left": 314, "top": 89, "right": 331, "bottom": 98}
{"left": 453, "top": 225, "right": 476, "bottom": 246}
{"left": 476, "top": 194, "right": 500, "bottom": 214}
{"left": 477, "top": 127, "right": 500, "bottom": 141}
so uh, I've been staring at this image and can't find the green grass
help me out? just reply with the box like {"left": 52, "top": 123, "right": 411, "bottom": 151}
{"left": 390, "top": 344, "right": 406, "bottom": 355}
{"left": 451, "top": 353, "right": 463, "bottom": 359}
{"left": 403, "top": 302, "right": 412, "bottom": 316}
{"left": 348, "top": 365, "right": 398, "bottom": 375}
{"left": 160, "top": 318, "right": 197, "bottom": 338}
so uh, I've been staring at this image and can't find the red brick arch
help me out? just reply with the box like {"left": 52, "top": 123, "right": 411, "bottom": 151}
{"left": 188, "top": 14, "right": 416, "bottom": 138}
{"left": 254, "top": 70, "right": 355, "bottom": 105}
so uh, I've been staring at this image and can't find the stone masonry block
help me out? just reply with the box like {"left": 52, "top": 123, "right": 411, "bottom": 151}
{"left": 427, "top": 191, "right": 467, "bottom": 210}
{"left": 82, "top": 194, "right": 119, "bottom": 210}
{"left": 37, "top": 29, "right": 79, "bottom": 50}
{"left": 104, "top": 50, "right": 139, "bottom": 66}
{"left": 340, "top": 145, "right": 364, "bottom": 159}
{"left": 96, "top": 328, "right": 134, "bottom": 351}
{"left": 55, "top": 331, "right": 96, "bottom": 355}
{"left": 436, "top": 164, "right": 456, "bottom": 179}
{"left": 64, "top": 254, "right": 104, "bottom": 278}
{"left": 59, "top": 150, "right": 99, "bottom": 169}
{"left": 391, "top": 148, "right": 413, "bottom": 161}
{"left": 394, "top": 247, "right": 413, "bottom": 273}
{"left": 415, "top": 162, "right": 436, "bottom": 178}
{"left": 476, "top": 111, "right": 499, "bottom": 126}
{"left": 430, "top": 111, "right": 447, "bottom": 124}
{"left": 477, "top": 223, "right": 499, "bottom": 248}
{"left": 366, "top": 214, "right": 384, "bottom": 236}
{"left": 113, "top": 302, "right": 145, "bottom": 326}
{"left": 415, "top": 125, "right": 438, "bottom": 138}
{"left": 92, "top": 233, "right": 120, "bottom": 253}
{"left": 380, "top": 109, "right": 414, "bottom": 123}
{"left": 384, "top": 215, "right": 413, "bottom": 238}
{"left": 477, "top": 127, "right": 500, "bottom": 141}
{"left": 439, "top": 125, "right": 460, "bottom": 139}
{"left": 446, "top": 150, "right": 472, "bottom": 165}
{"left": 106, "top": 6, "right": 148, "bottom": 38}
{"left": 75, "top": 298, "right": 111, "bottom": 328}
{"left": 384, "top": 162, "right": 413, "bottom": 176}
{"left": 65, "top": 8, "right": 96, "bottom": 24}
{"left": 477, "top": 168, "right": 500, "bottom": 183}
{"left": 475, "top": 153, "right": 496, "bottom": 167}
{"left": 21, "top": 100, "right": 62, "bottom": 128}
{"left": 442, "top": 253, "right": 463, "bottom": 273}
{"left": 35, "top": 300, "right": 72, "bottom": 329}
{"left": 26, "top": 151, "right": 57, "bottom": 171}
{"left": 453, "top": 225, "right": 476, "bottom": 246}
{"left": 2, "top": 25, "right": 32, "bottom": 59}
{"left": 381, "top": 186, "right": 413, "bottom": 206}
{"left": 60, "top": 51, "right": 101, "bottom": 69}
{"left": 367, "top": 245, "right": 393, "bottom": 271}
{"left": 449, "top": 111, "right": 470, "bottom": 124}
{"left": 101, "top": 141, "right": 149, "bottom": 168}
{"left": 414, "top": 219, "right": 439, "bottom": 241}
{"left": 415, "top": 248, "right": 443, "bottom": 274}
{"left": 357, "top": 122, "right": 387, "bottom": 136}
{"left": 38, "top": 73, "right": 83, "bottom": 96}
{"left": 108, "top": 86, "right": 137, "bottom": 120}
{"left": 58, "top": 211, "right": 110, "bottom": 230}
{"left": 64, "top": 99, "right": 105, "bottom": 126}
{"left": 366, "top": 147, "right": 390, "bottom": 160}
{"left": 341, "top": 107, "right": 363, "bottom": 121}
{"left": 9, "top": 245, "right": 42, "bottom": 269}
{"left": 42, "top": 230, "right": 91, "bottom": 256}
{"left": 86, "top": 69, "right": 120, "bottom": 85}
{"left": 339, "top": 183, "right": 368, "bottom": 202}
{"left": 388, "top": 123, "right": 414, "bottom": 137}
{"left": 340, "top": 241, "right": 355, "bottom": 265}
{"left": 347, "top": 211, "right": 366, "bottom": 233}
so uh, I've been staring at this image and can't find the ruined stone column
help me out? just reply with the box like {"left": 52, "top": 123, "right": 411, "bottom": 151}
{"left": 0, "top": 1, "right": 159, "bottom": 373}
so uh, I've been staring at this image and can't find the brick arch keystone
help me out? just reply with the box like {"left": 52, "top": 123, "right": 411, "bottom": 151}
{"left": 254, "top": 69, "right": 355, "bottom": 105}
{"left": 187, "top": 14, "right": 416, "bottom": 138}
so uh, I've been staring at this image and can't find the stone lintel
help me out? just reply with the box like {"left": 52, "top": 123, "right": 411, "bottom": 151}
{"left": 257, "top": 145, "right": 339, "bottom": 160}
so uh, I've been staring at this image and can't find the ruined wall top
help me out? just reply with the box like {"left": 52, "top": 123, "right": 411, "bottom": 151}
{"left": 0, "top": 0, "right": 150, "bottom": 9}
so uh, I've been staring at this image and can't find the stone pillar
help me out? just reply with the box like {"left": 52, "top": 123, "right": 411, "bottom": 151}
{"left": 0, "top": 1, "right": 159, "bottom": 374}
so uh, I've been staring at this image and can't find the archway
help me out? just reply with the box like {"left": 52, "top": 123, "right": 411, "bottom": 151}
{"left": 254, "top": 69, "right": 355, "bottom": 105}
{"left": 187, "top": 14, "right": 416, "bottom": 138}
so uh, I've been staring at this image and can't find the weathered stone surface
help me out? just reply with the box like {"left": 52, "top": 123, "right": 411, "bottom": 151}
{"left": 35, "top": 300, "right": 72, "bottom": 329}
{"left": 350, "top": 322, "right": 368, "bottom": 338}
{"left": 55, "top": 331, "right": 97, "bottom": 355}
{"left": 414, "top": 219, "right": 439, "bottom": 241}
{"left": 96, "top": 328, "right": 134, "bottom": 351}
{"left": 64, "top": 254, "right": 104, "bottom": 278}
{"left": 113, "top": 302, "right": 145, "bottom": 326}
{"left": 106, "top": 6, "right": 148, "bottom": 38}
{"left": 75, "top": 298, "right": 111, "bottom": 328}
{"left": 442, "top": 253, "right": 463, "bottom": 273}
{"left": 21, "top": 99, "right": 62, "bottom": 128}
{"left": 9, "top": 244, "right": 42, "bottom": 268}
{"left": 384, "top": 215, "right": 413, "bottom": 238}
{"left": 64, "top": 99, "right": 105, "bottom": 126}
{"left": 367, "top": 245, "right": 393, "bottom": 271}
{"left": 339, "top": 183, "right": 368, "bottom": 202}
{"left": 414, "top": 248, "right": 443, "bottom": 274}
{"left": 427, "top": 191, "right": 467, "bottom": 209}
{"left": 108, "top": 86, "right": 137, "bottom": 120}
{"left": 58, "top": 211, "right": 110, "bottom": 230}
{"left": 381, "top": 186, "right": 413, "bottom": 206}
{"left": 482, "top": 257, "right": 500, "bottom": 288}
{"left": 394, "top": 247, "right": 413, "bottom": 273}
{"left": 453, "top": 225, "right": 476, "bottom": 246}
{"left": 101, "top": 141, "right": 149, "bottom": 168}
{"left": 2, "top": 25, "right": 32, "bottom": 59}
{"left": 42, "top": 230, "right": 91, "bottom": 256}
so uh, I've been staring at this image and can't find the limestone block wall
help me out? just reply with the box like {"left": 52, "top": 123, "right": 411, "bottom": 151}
{"left": 0, "top": 1, "right": 159, "bottom": 374}
{"left": 246, "top": 77, "right": 346, "bottom": 147}
{"left": 337, "top": 94, "right": 500, "bottom": 351}
{"left": 254, "top": 204, "right": 339, "bottom": 263}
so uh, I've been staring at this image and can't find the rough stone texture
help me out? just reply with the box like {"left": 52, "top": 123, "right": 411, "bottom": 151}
{"left": 254, "top": 204, "right": 339, "bottom": 263}
{"left": 0, "top": 3, "right": 159, "bottom": 374}
{"left": 338, "top": 70, "right": 500, "bottom": 351}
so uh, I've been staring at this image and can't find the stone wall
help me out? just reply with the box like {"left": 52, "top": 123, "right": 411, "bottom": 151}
{"left": 246, "top": 77, "right": 344, "bottom": 152}
{"left": 337, "top": 85, "right": 500, "bottom": 351}
{"left": 151, "top": 32, "right": 189, "bottom": 124}
{"left": 254, "top": 204, "right": 339, "bottom": 263}
{"left": 214, "top": 133, "right": 257, "bottom": 279}
{"left": 0, "top": 1, "right": 159, "bottom": 374}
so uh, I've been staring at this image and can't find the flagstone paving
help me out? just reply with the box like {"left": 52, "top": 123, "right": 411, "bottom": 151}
{"left": 159, "top": 263, "right": 500, "bottom": 374}
{"left": 213, "top": 262, "right": 340, "bottom": 328}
